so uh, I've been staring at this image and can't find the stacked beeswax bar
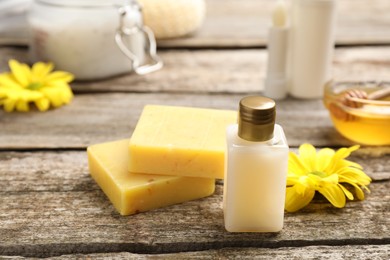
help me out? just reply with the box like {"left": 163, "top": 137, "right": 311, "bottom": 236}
{"left": 129, "top": 105, "right": 237, "bottom": 179}
{"left": 88, "top": 105, "right": 237, "bottom": 216}
{"left": 88, "top": 139, "right": 215, "bottom": 215}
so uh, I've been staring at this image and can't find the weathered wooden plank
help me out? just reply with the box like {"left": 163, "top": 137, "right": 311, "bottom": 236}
{"left": 3, "top": 245, "right": 390, "bottom": 259}
{"left": 2, "top": 47, "right": 390, "bottom": 94}
{"left": 1, "top": 47, "right": 389, "bottom": 147}
{"left": 0, "top": 151, "right": 387, "bottom": 192}
{"left": 0, "top": 151, "right": 388, "bottom": 257}
{"left": 0, "top": 151, "right": 92, "bottom": 193}
{"left": 70, "top": 46, "right": 390, "bottom": 93}
{"left": 0, "top": 150, "right": 388, "bottom": 195}
{"left": 0, "top": 93, "right": 365, "bottom": 148}
{"left": 1, "top": 92, "right": 390, "bottom": 149}
{"left": 0, "top": 182, "right": 388, "bottom": 257}
{"left": 157, "top": 0, "right": 390, "bottom": 47}
{"left": 2, "top": 0, "right": 390, "bottom": 48}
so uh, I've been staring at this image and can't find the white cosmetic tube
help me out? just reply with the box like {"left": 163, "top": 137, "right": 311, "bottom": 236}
{"left": 288, "top": 0, "right": 337, "bottom": 98}
{"left": 264, "top": 0, "right": 289, "bottom": 100}
{"left": 264, "top": 27, "right": 289, "bottom": 100}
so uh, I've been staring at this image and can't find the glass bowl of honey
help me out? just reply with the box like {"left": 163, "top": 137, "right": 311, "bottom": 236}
{"left": 323, "top": 81, "right": 390, "bottom": 145}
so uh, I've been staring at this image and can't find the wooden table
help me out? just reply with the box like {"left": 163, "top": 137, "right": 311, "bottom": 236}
{"left": 1, "top": 0, "right": 389, "bottom": 258}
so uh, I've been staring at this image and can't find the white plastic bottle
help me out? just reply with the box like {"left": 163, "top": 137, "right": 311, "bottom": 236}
{"left": 288, "top": 0, "right": 337, "bottom": 98}
{"left": 264, "top": 0, "right": 289, "bottom": 100}
{"left": 223, "top": 96, "right": 289, "bottom": 232}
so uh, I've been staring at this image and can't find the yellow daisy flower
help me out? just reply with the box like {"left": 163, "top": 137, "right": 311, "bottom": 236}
{"left": 0, "top": 59, "right": 74, "bottom": 112}
{"left": 285, "top": 143, "right": 372, "bottom": 212}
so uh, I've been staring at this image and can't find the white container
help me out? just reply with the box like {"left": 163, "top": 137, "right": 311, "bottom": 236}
{"left": 28, "top": 0, "right": 162, "bottom": 79}
{"left": 264, "top": 0, "right": 289, "bottom": 100}
{"left": 223, "top": 96, "right": 289, "bottom": 232}
{"left": 288, "top": 0, "right": 337, "bottom": 98}
{"left": 264, "top": 27, "right": 289, "bottom": 100}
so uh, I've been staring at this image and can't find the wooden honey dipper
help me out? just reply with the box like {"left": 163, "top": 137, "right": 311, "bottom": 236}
{"left": 329, "top": 87, "right": 390, "bottom": 121}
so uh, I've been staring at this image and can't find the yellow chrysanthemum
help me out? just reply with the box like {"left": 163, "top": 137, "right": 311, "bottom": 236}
{"left": 285, "top": 143, "right": 372, "bottom": 212}
{"left": 0, "top": 59, "right": 74, "bottom": 112}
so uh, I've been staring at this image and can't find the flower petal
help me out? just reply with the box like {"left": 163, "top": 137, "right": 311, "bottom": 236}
{"left": 35, "top": 98, "right": 50, "bottom": 111}
{"left": 317, "top": 148, "right": 335, "bottom": 172}
{"left": 286, "top": 173, "right": 300, "bottom": 186}
{"left": 3, "top": 98, "right": 16, "bottom": 112}
{"left": 9, "top": 59, "right": 31, "bottom": 87}
{"left": 32, "top": 61, "right": 54, "bottom": 79}
{"left": 354, "top": 186, "right": 365, "bottom": 200}
{"left": 338, "top": 184, "right": 354, "bottom": 200}
{"left": 289, "top": 151, "right": 311, "bottom": 174}
{"left": 347, "top": 182, "right": 366, "bottom": 200}
{"left": 294, "top": 179, "right": 309, "bottom": 195}
{"left": 285, "top": 186, "right": 315, "bottom": 212}
{"left": 343, "top": 160, "right": 363, "bottom": 170}
{"left": 322, "top": 173, "right": 339, "bottom": 184}
{"left": 39, "top": 84, "right": 73, "bottom": 107}
{"left": 337, "top": 167, "right": 372, "bottom": 186}
{"left": 0, "top": 73, "right": 22, "bottom": 89}
{"left": 44, "top": 71, "right": 74, "bottom": 83}
{"left": 16, "top": 100, "right": 30, "bottom": 112}
{"left": 334, "top": 145, "right": 360, "bottom": 160}
{"left": 318, "top": 183, "right": 346, "bottom": 208}
{"left": 298, "top": 143, "right": 317, "bottom": 171}
{"left": 338, "top": 176, "right": 369, "bottom": 201}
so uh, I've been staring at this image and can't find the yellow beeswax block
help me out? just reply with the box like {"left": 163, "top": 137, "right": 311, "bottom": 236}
{"left": 129, "top": 105, "right": 237, "bottom": 179}
{"left": 87, "top": 139, "right": 215, "bottom": 216}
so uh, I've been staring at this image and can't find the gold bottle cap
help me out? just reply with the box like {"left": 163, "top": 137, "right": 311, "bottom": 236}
{"left": 238, "top": 96, "right": 276, "bottom": 141}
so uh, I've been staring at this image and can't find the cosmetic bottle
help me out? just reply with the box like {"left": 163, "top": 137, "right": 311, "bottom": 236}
{"left": 288, "top": 0, "right": 337, "bottom": 98}
{"left": 223, "top": 96, "right": 289, "bottom": 232}
{"left": 264, "top": 0, "right": 289, "bottom": 100}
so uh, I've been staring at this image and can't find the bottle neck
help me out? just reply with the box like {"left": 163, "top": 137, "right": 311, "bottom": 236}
{"left": 238, "top": 119, "right": 275, "bottom": 142}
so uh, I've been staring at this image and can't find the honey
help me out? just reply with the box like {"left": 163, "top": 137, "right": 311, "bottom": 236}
{"left": 324, "top": 83, "right": 390, "bottom": 146}
{"left": 330, "top": 112, "right": 390, "bottom": 145}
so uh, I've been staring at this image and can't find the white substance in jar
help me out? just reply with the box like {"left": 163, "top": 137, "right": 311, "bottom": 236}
{"left": 28, "top": 0, "right": 145, "bottom": 80}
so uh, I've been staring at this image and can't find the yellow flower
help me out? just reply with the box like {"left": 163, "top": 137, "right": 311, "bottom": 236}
{"left": 285, "top": 143, "right": 372, "bottom": 212}
{"left": 0, "top": 59, "right": 74, "bottom": 112}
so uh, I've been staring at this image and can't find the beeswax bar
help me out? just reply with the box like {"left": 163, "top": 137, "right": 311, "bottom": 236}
{"left": 88, "top": 139, "right": 215, "bottom": 215}
{"left": 129, "top": 105, "right": 237, "bottom": 179}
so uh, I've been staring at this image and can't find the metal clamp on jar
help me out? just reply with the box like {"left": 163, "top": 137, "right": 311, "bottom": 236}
{"left": 115, "top": 2, "right": 162, "bottom": 75}
{"left": 28, "top": 0, "right": 163, "bottom": 80}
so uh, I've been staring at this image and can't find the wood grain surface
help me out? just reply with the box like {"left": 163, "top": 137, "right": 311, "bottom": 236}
{"left": 1, "top": 47, "right": 390, "bottom": 149}
{"left": 0, "top": 151, "right": 389, "bottom": 257}
{"left": 1, "top": 46, "right": 390, "bottom": 258}
{"left": 2, "top": 0, "right": 389, "bottom": 48}
{"left": 0, "top": 93, "right": 358, "bottom": 148}
{"left": 1, "top": 1, "right": 390, "bottom": 257}
{"left": 156, "top": 0, "right": 390, "bottom": 48}
{"left": 0, "top": 150, "right": 387, "bottom": 193}
{"left": 2, "top": 47, "right": 390, "bottom": 94}
{"left": 4, "top": 246, "right": 390, "bottom": 259}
